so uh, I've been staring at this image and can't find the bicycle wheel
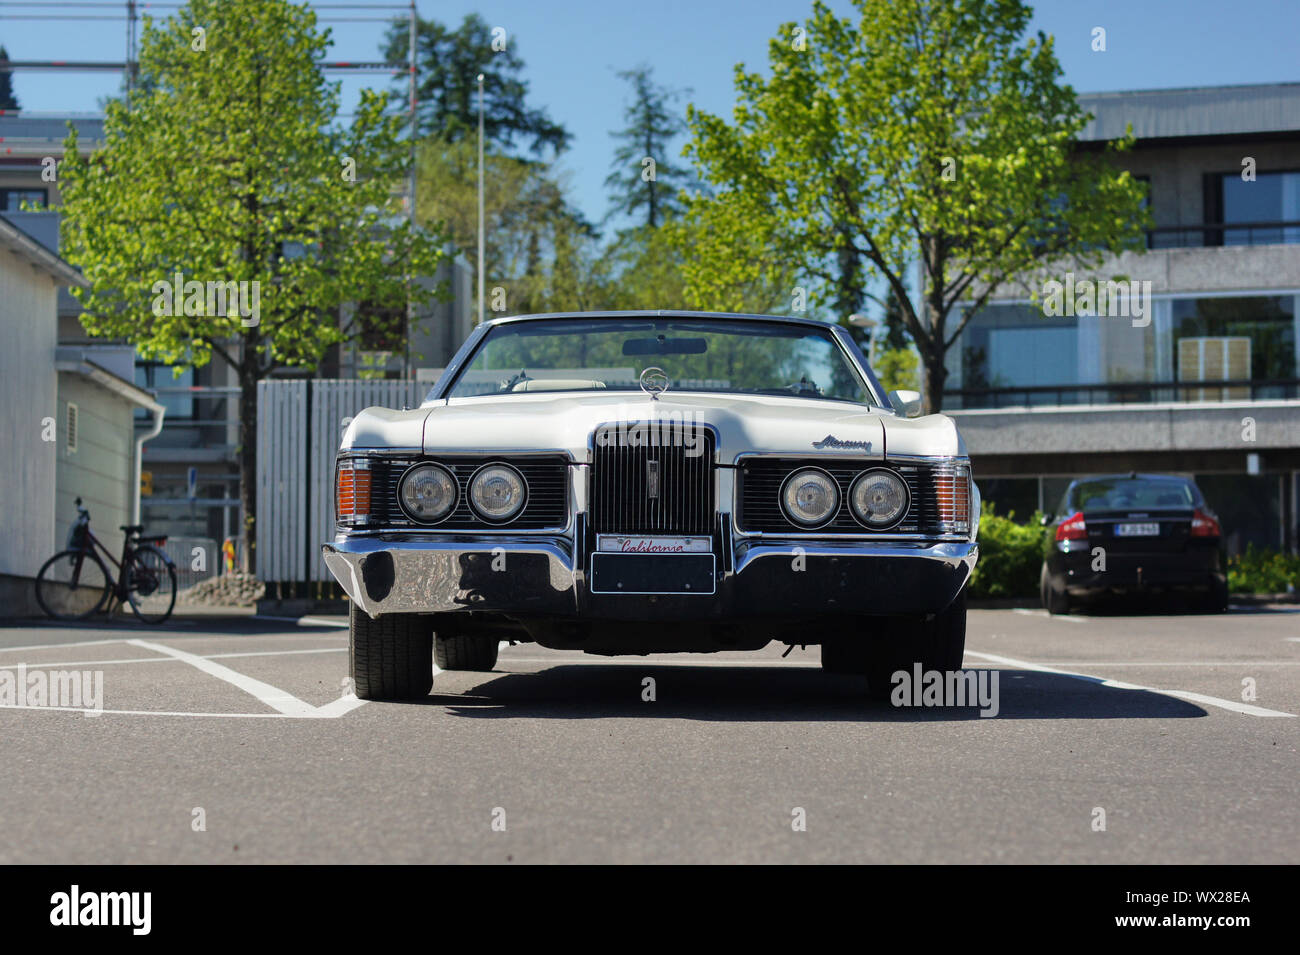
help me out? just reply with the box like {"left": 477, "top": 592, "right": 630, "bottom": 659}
{"left": 34, "top": 549, "right": 112, "bottom": 621}
{"left": 124, "top": 544, "right": 178, "bottom": 624}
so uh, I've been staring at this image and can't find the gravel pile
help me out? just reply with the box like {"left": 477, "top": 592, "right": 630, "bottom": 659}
{"left": 178, "top": 573, "right": 266, "bottom": 607}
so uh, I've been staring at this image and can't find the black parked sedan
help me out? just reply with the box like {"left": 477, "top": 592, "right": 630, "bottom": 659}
{"left": 1039, "top": 473, "right": 1229, "bottom": 614}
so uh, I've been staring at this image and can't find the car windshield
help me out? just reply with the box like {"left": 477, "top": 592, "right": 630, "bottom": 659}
{"left": 443, "top": 317, "right": 875, "bottom": 404}
{"left": 1072, "top": 477, "right": 1196, "bottom": 510}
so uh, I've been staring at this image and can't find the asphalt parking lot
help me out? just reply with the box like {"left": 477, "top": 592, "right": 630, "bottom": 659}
{"left": 0, "top": 604, "right": 1296, "bottom": 864}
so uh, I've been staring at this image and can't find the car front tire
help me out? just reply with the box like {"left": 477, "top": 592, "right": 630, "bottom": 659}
{"left": 349, "top": 605, "right": 433, "bottom": 700}
{"left": 434, "top": 633, "right": 500, "bottom": 671}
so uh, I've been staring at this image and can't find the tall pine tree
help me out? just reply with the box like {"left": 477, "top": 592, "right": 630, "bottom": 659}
{"left": 605, "top": 66, "right": 694, "bottom": 229}
{"left": 0, "top": 47, "right": 20, "bottom": 111}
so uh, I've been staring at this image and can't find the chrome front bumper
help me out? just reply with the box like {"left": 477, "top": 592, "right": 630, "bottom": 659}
{"left": 322, "top": 534, "right": 978, "bottom": 620}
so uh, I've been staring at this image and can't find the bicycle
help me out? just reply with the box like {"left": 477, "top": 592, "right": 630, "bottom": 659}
{"left": 34, "top": 497, "right": 178, "bottom": 624}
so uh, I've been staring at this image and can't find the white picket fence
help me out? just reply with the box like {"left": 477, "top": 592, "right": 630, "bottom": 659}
{"left": 256, "top": 379, "right": 427, "bottom": 584}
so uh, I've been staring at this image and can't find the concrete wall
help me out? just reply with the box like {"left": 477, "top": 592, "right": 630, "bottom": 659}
{"left": 951, "top": 399, "right": 1300, "bottom": 457}
{"left": 1114, "top": 139, "right": 1297, "bottom": 230}
{"left": 0, "top": 244, "right": 58, "bottom": 580}
{"left": 54, "top": 372, "right": 135, "bottom": 566}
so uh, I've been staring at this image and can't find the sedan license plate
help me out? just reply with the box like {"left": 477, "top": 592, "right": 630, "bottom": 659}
{"left": 589, "top": 553, "right": 716, "bottom": 595}
{"left": 1116, "top": 522, "right": 1160, "bottom": 537}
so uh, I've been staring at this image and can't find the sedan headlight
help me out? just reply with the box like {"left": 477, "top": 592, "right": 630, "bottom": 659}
{"left": 469, "top": 463, "right": 527, "bottom": 522}
{"left": 850, "top": 468, "right": 909, "bottom": 529}
{"left": 781, "top": 468, "right": 839, "bottom": 527}
{"left": 399, "top": 464, "right": 457, "bottom": 524}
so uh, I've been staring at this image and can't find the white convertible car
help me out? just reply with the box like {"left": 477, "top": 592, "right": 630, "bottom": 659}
{"left": 323, "top": 311, "right": 979, "bottom": 699}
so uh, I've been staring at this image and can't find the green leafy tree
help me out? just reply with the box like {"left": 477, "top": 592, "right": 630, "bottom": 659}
{"left": 685, "top": 0, "right": 1150, "bottom": 411}
{"left": 0, "top": 47, "right": 19, "bottom": 111}
{"left": 383, "top": 13, "right": 569, "bottom": 155}
{"left": 666, "top": 201, "right": 802, "bottom": 315}
{"left": 59, "top": 0, "right": 445, "bottom": 572}
{"left": 605, "top": 66, "right": 694, "bottom": 229}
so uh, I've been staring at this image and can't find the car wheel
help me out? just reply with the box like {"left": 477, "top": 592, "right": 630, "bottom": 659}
{"left": 434, "top": 633, "right": 500, "bottom": 671}
{"left": 349, "top": 605, "right": 433, "bottom": 700}
{"left": 864, "top": 590, "right": 968, "bottom": 700}
{"left": 1199, "top": 579, "right": 1229, "bottom": 614}
{"left": 1040, "top": 565, "right": 1071, "bottom": 615}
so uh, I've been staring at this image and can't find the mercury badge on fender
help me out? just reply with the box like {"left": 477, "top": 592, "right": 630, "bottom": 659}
{"left": 322, "top": 311, "right": 980, "bottom": 700}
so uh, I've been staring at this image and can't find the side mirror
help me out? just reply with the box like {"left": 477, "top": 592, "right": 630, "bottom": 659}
{"left": 888, "top": 389, "right": 923, "bottom": 418}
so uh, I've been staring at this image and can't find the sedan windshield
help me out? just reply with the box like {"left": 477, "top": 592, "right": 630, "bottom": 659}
{"left": 444, "top": 318, "right": 875, "bottom": 404}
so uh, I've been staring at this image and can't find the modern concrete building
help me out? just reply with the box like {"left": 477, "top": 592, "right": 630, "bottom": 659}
{"left": 946, "top": 82, "right": 1300, "bottom": 554}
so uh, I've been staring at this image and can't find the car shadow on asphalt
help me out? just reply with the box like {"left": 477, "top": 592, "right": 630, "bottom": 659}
{"left": 406, "top": 665, "right": 1206, "bottom": 722}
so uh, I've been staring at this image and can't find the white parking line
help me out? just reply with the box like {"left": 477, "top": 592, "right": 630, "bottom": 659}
{"left": 0, "top": 638, "right": 129, "bottom": 653}
{"left": 965, "top": 649, "right": 1296, "bottom": 718}
{"left": 126, "top": 638, "right": 364, "bottom": 719}
{"left": 0, "top": 646, "right": 347, "bottom": 671}
{"left": 1010, "top": 608, "right": 1087, "bottom": 624}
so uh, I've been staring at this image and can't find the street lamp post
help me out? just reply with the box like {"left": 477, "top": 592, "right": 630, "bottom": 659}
{"left": 477, "top": 73, "right": 485, "bottom": 326}
{"left": 848, "top": 312, "right": 879, "bottom": 366}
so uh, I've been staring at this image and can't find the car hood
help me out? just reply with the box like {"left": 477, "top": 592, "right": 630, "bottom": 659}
{"left": 342, "top": 391, "right": 963, "bottom": 461}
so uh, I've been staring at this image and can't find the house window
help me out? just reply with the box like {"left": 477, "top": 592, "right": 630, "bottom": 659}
{"left": 65, "top": 402, "right": 78, "bottom": 453}
{"left": 0, "top": 188, "right": 48, "bottom": 211}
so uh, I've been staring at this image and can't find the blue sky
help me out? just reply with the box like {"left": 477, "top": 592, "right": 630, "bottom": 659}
{"left": 2, "top": 0, "right": 1296, "bottom": 226}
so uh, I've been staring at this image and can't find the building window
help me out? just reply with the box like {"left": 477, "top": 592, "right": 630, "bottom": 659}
{"left": 1171, "top": 295, "right": 1296, "bottom": 391}
{"left": 135, "top": 362, "right": 195, "bottom": 420}
{"left": 1215, "top": 171, "right": 1300, "bottom": 244}
{"left": 0, "top": 187, "right": 48, "bottom": 211}
{"left": 65, "top": 402, "right": 78, "bottom": 453}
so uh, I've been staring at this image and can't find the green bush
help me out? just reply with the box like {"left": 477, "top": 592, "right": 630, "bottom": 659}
{"left": 968, "top": 502, "right": 1050, "bottom": 599}
{"left": 1227, "top": 545, "right": 1300, "bottom": 595}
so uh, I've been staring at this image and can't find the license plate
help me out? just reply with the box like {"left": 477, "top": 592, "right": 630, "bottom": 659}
{"left": 1116, "top": 522, "right": 1160, "bottom": 537}
{"left": 589, "top": 553, "right": 716, "bottom": 595}
{"left": 597, "top": 535, "right": 712, "bottom": 554}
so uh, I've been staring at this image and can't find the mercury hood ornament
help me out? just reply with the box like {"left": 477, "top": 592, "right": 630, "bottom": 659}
{"left": 639, "top": 366, "right": 670, "bottom": 400}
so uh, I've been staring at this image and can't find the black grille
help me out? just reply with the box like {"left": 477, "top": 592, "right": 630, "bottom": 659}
{"left": 737, "top": 459, "right": 941, "bottom": 534}
{"left": 368, "top": 456, "right": 568, "bottom": 529}
{"left": 590, "top": 425, "right": 715, "bottom": 535}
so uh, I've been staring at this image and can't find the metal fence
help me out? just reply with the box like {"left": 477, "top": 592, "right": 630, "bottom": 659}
{"left": 157, "top": 536, "right": 219, "bottom": 591}
{"left": 257, "top": 379, "right": 426, "bottom": 585}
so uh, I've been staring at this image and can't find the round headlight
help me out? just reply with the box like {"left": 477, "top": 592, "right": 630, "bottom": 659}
{"left": 469, "top": 464, "right": 527, "bottom": 522}
{"left": 850, "top": 468, "right": 909, "bottom": 528}
{"left": 781, "top": 468, "right": 839, "bottom": 527}
{"left": 399, "top": 464, "right": 457, "bottom": 523}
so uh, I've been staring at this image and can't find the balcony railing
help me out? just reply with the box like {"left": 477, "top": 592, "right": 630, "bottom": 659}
{"left": 1147, "top": 220, "right": 1300, "bottom": 249}
{"left": 944, "top": 378, "right": 1300, "bottom": 409}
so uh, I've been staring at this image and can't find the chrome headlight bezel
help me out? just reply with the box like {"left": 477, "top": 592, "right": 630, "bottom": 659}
{"left": 779, "top": 467, "right": 840, "bottom": 528}
{"left": 397, "top": 462, "right": 458, "bottom": 525}
{"left": 467, "top": 462, "right": 528, "bottom": 524}
{"left": 849, "top": 467, "right": 910, "bottom": 530}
